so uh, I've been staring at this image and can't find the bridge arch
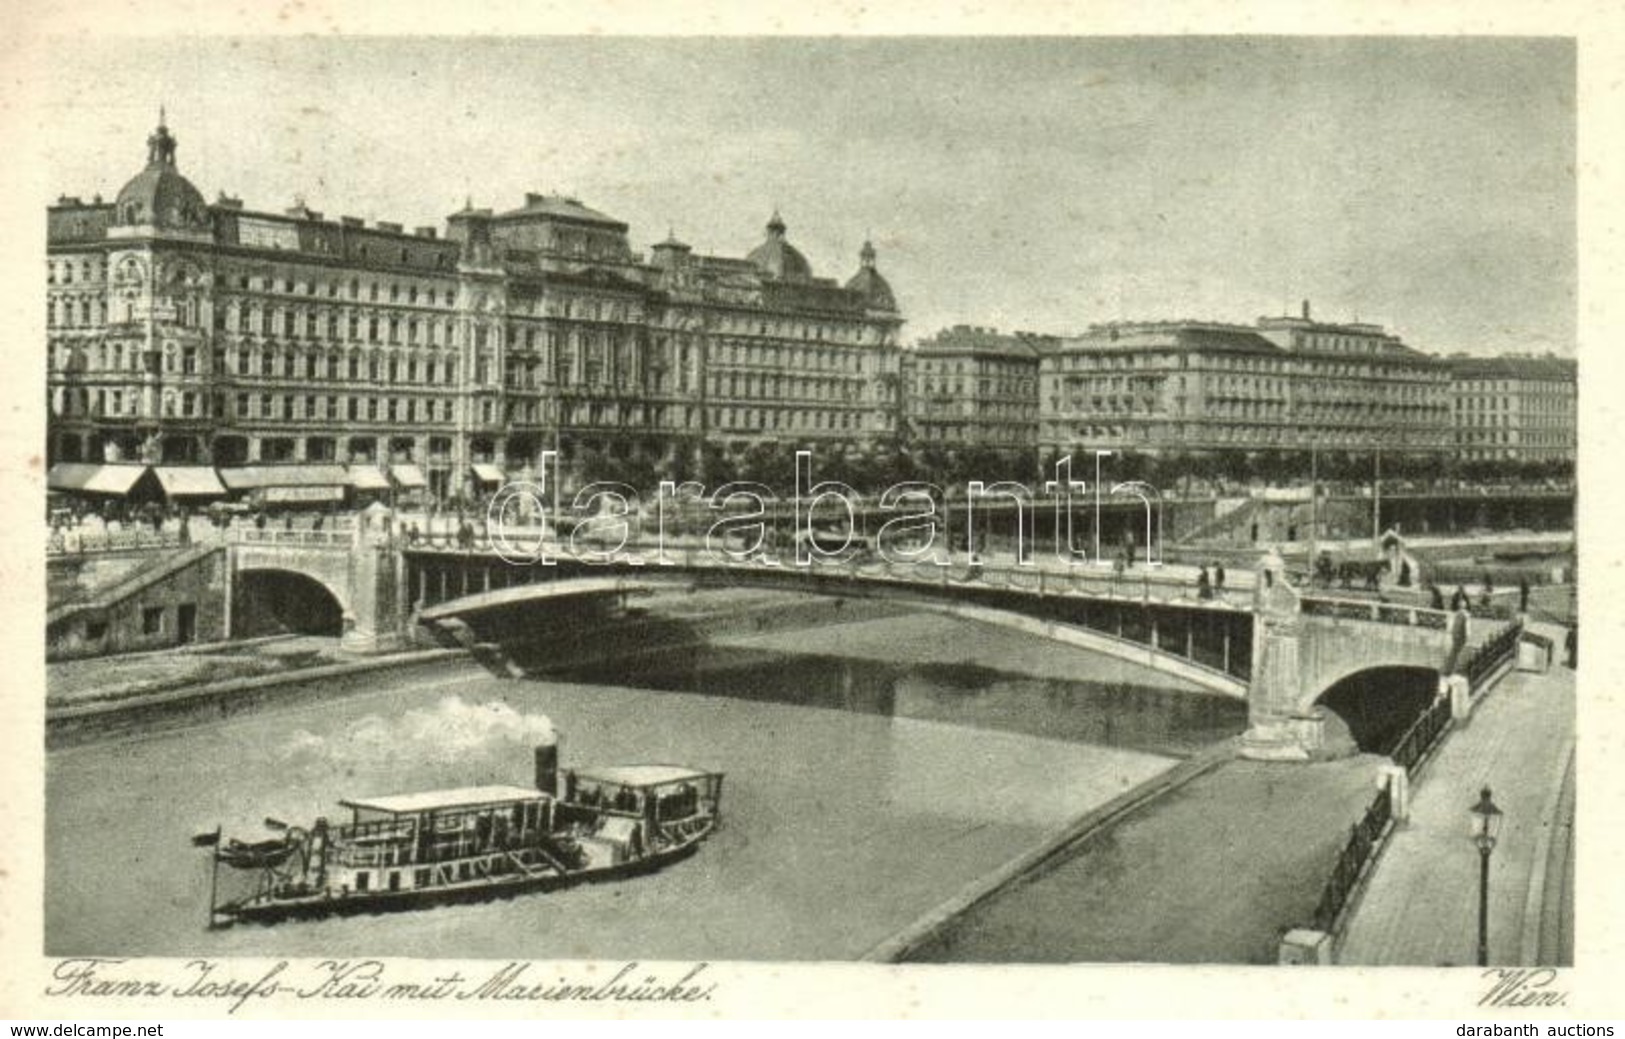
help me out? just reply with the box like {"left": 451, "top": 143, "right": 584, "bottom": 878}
{"left": 414, "top": 573, "right": 1250, "bottom": 700}
{"left": 233, "top": 566, "right": 346, "bottom": 637}
{"left": 1311, "top": 664, "right": 1438, "bottom": 755}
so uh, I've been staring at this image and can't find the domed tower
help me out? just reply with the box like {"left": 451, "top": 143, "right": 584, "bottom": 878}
{"left": 845, "top": 238, "right": 897, "bottom": 313}
{"left": 102, "top": 112, "right": 217, "bottom": 464}
{"left": 112, "top": 111, "right": 210, "bottom": 235}
{"left": 746, "top": 210, "right": 813, "bottom": 282}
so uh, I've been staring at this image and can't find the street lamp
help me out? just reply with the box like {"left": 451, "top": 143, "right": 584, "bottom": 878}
{"left": 1469, "top": 786, "right": 1504, "bottom": 967}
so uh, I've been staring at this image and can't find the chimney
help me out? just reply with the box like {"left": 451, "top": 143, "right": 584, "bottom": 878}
{"left": 1301, "top": 299, "right": 1312, "bottom": 321}
{"left": 414, "top": 226, "right": 438, "bottom": 239}
{"left": 376, "top": 221, "right": 403, "bottom": 234}
{"left": 533, "top": 739, "right": 559, "bottom": 796}
{"left": 340, "top": 216, "right": 364, "bottom": 228}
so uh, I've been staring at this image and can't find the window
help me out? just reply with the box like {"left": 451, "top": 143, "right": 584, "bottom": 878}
{"left": 142, "top": 607, "right": 164, "bottom": 636}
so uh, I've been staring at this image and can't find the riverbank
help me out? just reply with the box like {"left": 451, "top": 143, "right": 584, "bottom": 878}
{"left": 45, "top": 650, "right": 472, "bottom": 749}
{"left": 899, "top": 751, "right": 1387, "bottom": 963}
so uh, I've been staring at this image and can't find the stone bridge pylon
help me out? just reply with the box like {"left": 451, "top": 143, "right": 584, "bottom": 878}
{"left": 226, "top": 528, "right": 406, "bottom": 653}
{"left": 1240, "top": 549, "right": 1457, "bottom": 760}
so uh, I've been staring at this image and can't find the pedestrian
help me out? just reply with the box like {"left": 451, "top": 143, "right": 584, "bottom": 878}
{"left": 1565, "top": 624, "right": 1577, "bottom": 669}
{"left": 1482, "top": 571, "right": 1494, "bottom": 596}
{"left": 1445, "top": 605, "right": 1470, "bottom": 675}
{"left": 1428, "top": 583, "right": 1445, "bottom": 611}
{"left": 1518, "top": 576, "right": 1530, "bottom": 615}
{"left": 1214, "top": 561, "right": 1226, "bottom": 592}
{"left": 1451, "top": 585, "right": 1468, "bottom": 611}
{"left": 1398, "top": 559, "right": 1411, "bottom": 587}
{"left": 1196, "top": 566, "right": 1212, "bottom": 600}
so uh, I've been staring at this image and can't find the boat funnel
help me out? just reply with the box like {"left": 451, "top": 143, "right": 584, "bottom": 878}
{"left": 534, "top": 739, "right": 559, "bottom": 796}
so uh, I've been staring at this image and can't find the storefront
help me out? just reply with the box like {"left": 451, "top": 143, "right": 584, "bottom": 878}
{"left": 150, "top": 466, "right": 227, "bottom": 505}
{"left": 470, "top": 463, "right": 507, "bottom": 499}
{"left": 219, "top": 465, "right": 351, "bottom": 510}
{"left": 46, "top": 463, "right": 162, "bottom": 507}
{"left": 347, "top": 465, "right": 393, "bottom": 506}
{"left": 389, "top": 464, "right": 429, "bottom": 509}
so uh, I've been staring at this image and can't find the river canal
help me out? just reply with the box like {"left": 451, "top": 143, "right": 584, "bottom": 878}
{"left": 46, "top": 608, "right": 1246, "bottom": 960}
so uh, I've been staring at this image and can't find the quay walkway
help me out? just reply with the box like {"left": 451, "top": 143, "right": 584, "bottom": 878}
{"left": 1337, "top": 621, "right": 1576, "bottom": 966}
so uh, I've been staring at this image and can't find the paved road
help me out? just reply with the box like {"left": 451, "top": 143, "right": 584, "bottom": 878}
{"left": 1338, "top": 628, "right": 1576, "bottom": 966}
{"left": 903, "top": 753, "right": 1385, "bottom": 963}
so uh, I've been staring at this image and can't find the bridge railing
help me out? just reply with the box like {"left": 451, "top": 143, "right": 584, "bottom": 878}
{"left": 403, "top": 535, "right": 1253, "bottom": 611}
{"left": 1310, "top": 784, "right": 1393, "bottom": 935}
{"left": 1300, "top": 595, "right": 1450, "bottom": 630}
{"left": 1459, "top": 620, "right": 1522, "bottom": 691}
{"left": 1390, "top": 693, "right": 1454, "bottom": 776}
{"left": 48, "top": 528, "right": 185, "bottom": 556}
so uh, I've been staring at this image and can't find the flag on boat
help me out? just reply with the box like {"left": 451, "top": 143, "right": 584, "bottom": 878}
{"left": 191, "top": 827, "right": 221, "bottom": 848}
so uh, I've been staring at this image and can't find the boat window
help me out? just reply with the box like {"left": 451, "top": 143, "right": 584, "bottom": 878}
{"left": 356, "top": 871, "right": 369, "bottom": 892}
{"left": 388, "top": 871, "right": 401, "bottom": 892}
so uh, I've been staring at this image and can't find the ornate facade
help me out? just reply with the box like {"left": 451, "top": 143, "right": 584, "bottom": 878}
{"left": 46, "top": 118, "right": 904, "bottom": 498}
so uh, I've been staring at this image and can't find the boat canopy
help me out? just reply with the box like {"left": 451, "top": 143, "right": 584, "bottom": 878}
{"left": 339, "top": 784, "right": 548, "bottom": 816}
{"left": 571, "top": 765, "right": 717, "bottom": 790}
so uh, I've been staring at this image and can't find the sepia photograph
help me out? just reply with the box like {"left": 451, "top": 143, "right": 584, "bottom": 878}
{"left": 4, "top": 8, "right": 1615, "bottom": 1021}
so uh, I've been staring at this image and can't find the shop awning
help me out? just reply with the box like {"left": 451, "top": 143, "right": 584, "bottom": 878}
{"left": 219, "top": 465, "right": 350, "bottom": 490}
{"left": 46, "top": 463, "right": 149, "bottom": 496}
{"left": 471, "top": 463, "right": 506, "bottom": 484}
{"left": 347, "top": 466, "right": 392, "bottom": 491}
{"left": 151, "top": 466, "right": 226, "bottom": 498}
{"left": 389, "top": 464, "right": 427, "bottom": 489}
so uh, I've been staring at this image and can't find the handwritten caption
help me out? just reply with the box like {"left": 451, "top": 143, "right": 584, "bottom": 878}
{"left": 47, "top": 958, "right": 718, "bottom": 1015}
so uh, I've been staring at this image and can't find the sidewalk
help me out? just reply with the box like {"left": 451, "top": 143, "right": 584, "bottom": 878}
{"left": 1338, "top": 632, "right": 1575, "bottom": 965}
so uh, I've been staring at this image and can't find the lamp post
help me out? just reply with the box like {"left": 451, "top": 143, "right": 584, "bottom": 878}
{"left": 1469, "top": 785, "right": 1504, "bottom": 967}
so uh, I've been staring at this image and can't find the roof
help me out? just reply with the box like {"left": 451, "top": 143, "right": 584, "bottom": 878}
{"left": 845, "top": 265, "right": 897, "bottom": 312}
{"left": 47, "top": 464, "right": 150, "bottom": 495}
{"left": 1058, "top": 325, "right": 1282, "bottom": 356}
{"left": 915, "top": 327, "right": 1047, "bottom": 361}
{"left": 746, "top": 211, "right": 814, "bottom": 282}
{"left": 151, "top": 466, "right": 226, "bottom": 497}
{"left": 572, "top": 765, "right": 717, "bottom": 789}
{"left": 495, "top": 193, "right": 627, "bottom": 229}
{"left": 114, "top": 121, "right": 208, "bottom": 232}
{"left": 219, "top": 465, "right": 350, "bottom": 490}
{"left": 340, "top": 784, "right": 547, "bottom": 816}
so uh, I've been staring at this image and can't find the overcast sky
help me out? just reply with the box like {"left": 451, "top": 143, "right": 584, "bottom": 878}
{"left": 39, "top": 36, "right": 1575, "bottom": 356}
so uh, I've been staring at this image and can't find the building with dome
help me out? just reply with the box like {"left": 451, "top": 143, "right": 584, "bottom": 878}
{"left": 47, "top": 117, "right": 905, "bottom": 498}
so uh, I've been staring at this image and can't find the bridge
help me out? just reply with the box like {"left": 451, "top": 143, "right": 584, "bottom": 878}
{"left": 216, "top": 526, "right": 1516, "bottom": 761}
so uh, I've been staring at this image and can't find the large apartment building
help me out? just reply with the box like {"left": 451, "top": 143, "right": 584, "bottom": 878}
{"left": 46, "top": 118, "right": 904, "bottom": 499}
{"left": 1038, "top": 304, "right": 1454, "bottom": 461}
{"left": 1446, "top": 354, "right": 1577, "bottom": 465}
{"left": 903, "top": 326, "right": 1051, "bottom": 462}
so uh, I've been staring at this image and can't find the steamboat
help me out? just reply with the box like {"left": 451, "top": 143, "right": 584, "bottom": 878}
{"left": 195, "top": 739, "right": 723, "bottom": 927}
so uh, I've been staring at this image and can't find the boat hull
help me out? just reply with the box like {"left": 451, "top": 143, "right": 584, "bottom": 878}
{"left": 216, "top": 837, "right": 704, "bottom": 927}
